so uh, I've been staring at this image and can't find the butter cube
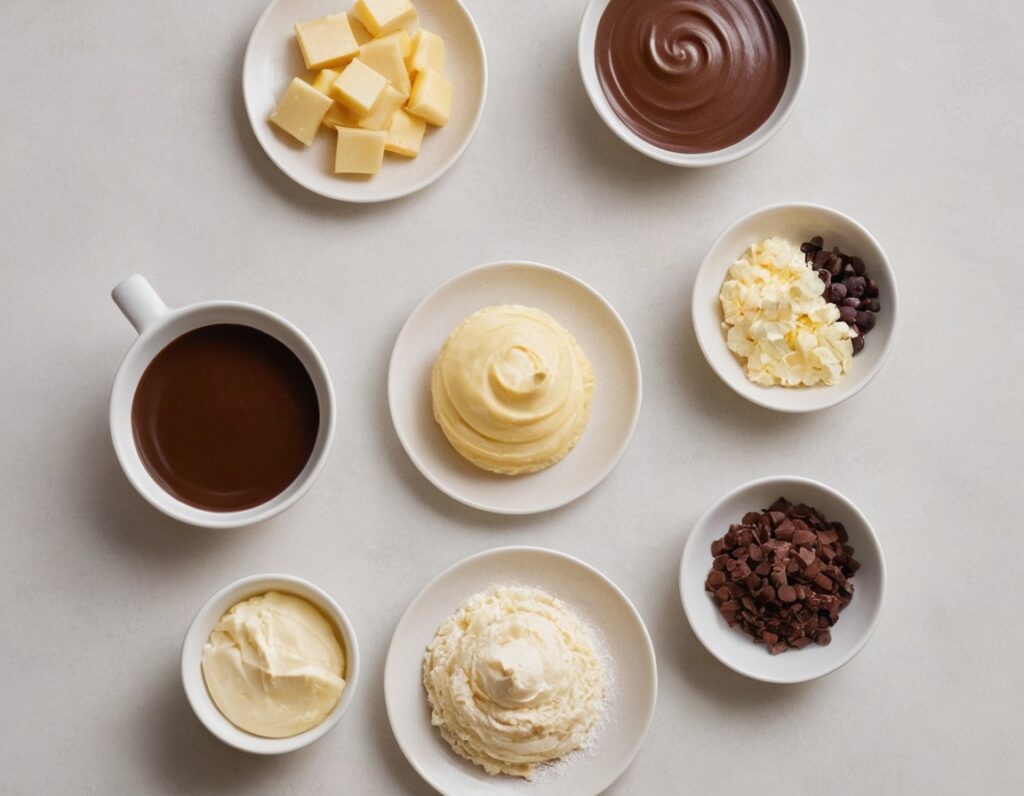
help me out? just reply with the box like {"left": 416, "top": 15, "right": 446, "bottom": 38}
{"left": 408, "top": 29, "right": 444, "bottom": 75}
{"left": 268, "top": 78, "right": 333, "bottom": 145}
{"left": 359, "top": 85, "right": 406, "bottom": 131}
{"left": 347, "top": 12, "right": 374, "bottom": 45}
{"left": 351, "top": 0, "right": 417, "bottom": 37}
{"left": 335, "top": 127, "right": 386, "bottom": 174}
{"left": 406, "top": 68, "right": 451, "bottom": 126}
{"left": 323, "top": 101, "right": 361, "bottom": 129}
{"left": 331, "top": 58, "right": 388, "bottom": 115}
{"left": 359, "top": 35, "right": 411, "bottom": 97}
{"left": 385, "top": 108, "right": 426, "bottom": 157}
{"left": 294, "top": 14, "right": 359, "bottom": 70}
{"left": 311, "top": 68, "right": 342, "bottom": 95}
{"left": 381, "top": 29, "right": 412, "bottom": 59}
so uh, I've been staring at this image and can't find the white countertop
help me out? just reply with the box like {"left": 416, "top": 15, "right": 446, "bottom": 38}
{"left": 1, "top": 0, "right": 1022, "bottom": 793}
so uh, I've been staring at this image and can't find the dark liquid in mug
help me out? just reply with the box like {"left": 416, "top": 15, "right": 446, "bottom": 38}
{"left": 131, "top": 324, "right": 320, "bottom": 512}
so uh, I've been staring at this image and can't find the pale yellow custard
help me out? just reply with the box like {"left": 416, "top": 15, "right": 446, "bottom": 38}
{"left": 423, "top": 586, "right": 606, "bottom": 779}
{"left": 201, "top": 591, "right": 346, "bottom": 738}
{"left": 430, "top": 305, "right": 594, "bottom": 475}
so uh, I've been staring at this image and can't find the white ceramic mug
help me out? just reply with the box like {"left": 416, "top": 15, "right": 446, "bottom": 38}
{"left": 109, "top": 275, "right": 336, "bottom": 528}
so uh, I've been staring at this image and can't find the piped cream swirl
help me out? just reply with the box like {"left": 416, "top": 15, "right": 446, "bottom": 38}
{"left": 431, "top": 305, "right": 594, "bottom": 475}
{"left": 423, "top": 586, "right": 606, "bottom": 779}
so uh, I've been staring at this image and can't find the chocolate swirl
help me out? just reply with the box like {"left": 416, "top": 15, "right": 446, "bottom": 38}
{"left": 595, "top": 0, "right": 791, "bottom": 154}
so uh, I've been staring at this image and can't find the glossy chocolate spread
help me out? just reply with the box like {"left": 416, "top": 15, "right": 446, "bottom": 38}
{"left": 595, "top": 0, "right": 791, "bottom": 154}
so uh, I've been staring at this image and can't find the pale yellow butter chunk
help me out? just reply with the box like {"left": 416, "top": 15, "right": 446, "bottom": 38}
{"left": 359, "top": 35, "right": 411, "bottom": 97}
{"left": 351, "top": 0, "right": 417, "bottom": 37}
{"left": 408, "top": 29, "right": 444, "bottom": 75}
{"left": 294, "top": 13, "right": 359, "bottom": 70}
{"left": 385, "top": 108, "right": 426, "bottom": 157}
{"left": 331, "top": 58, "right": 388, "bottom": 115}
{"left": 381, "top": 29, "right": 412, "bottom": 59}
{"left": 347, "top": 12, "right": 374, "bottom": 45}
{"left": 323, "top": 101, "right": 361, "bottom": 129}
{"left": 268, "top": 77, "right": 333, "bottom": 145}
{"left": 359, "top": 85, "right": 405, "bottom": 130}
{"left": 311, "top": 68, "right": 341, "bottom": 95}
{"left": 335, "top": 127, "right": 386, "bottom": 174}
{"left": 407, "top": 68, "right": 451, "bottom": 126}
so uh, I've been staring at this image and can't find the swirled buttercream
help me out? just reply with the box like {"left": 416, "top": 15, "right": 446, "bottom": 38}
{"left": 422, "top": 586, "right": 606, "bottom": 778}
{"left": 431, "top": 305, "right": 594, "bottom": 475}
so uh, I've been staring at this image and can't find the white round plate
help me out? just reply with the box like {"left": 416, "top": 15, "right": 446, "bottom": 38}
{"left": 388, "top": 261, "right": 642, "bottom": 514}
{"left": 243, "top": 0, "right": 487, "bottom": 202}
{"left": 680, "top": 476, "right": 886, "bottom": 684}
{"left": 384, "top": 546, "right": 657, "bottom": 795}
{"left": 692, "top": 203, "right": 899, "bottom": 412}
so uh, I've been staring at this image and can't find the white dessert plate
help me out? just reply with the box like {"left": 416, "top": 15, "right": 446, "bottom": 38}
{"left": 388, "top": 261, "right": 642, "bottom": 514}
{"left": 243, "top": 0, "right": 487, "bottom": 202}
{"left": 692, "top": 203, "right": 899, "bottom": 412}
{"left": 384, "top": 546, "right": 657, "bottom": 795}
{"left": 680, "top": 476, "right": 886, "bottom": 684}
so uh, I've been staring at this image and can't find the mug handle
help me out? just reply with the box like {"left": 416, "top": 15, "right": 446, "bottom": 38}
{"left": 112, "top": 275, "right": 168, "bottom": 333}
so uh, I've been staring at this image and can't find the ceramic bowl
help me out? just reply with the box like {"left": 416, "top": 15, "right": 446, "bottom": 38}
{"left": 680, "top": 476, "right": 885, "bottom": 683}
{"left": 577, "top": 0, "right": 808, "bottom": 166}
{"left": 692, "top": 202, "right": 899, "bottom": 412}
{"left": 181, "top": 573, "right": 360, "bottom": 753}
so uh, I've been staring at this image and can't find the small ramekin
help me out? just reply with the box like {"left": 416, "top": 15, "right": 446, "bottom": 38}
{"left": 680, "top": 476, "right": 886, "bottom": 683}
{"left": 181, "top": 574, "right": 360, "bottom": 754}
{"left": 577, "top": 0, "right": 808, "bottom": 167}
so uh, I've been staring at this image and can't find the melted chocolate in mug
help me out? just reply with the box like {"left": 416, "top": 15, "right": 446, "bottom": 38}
{"left": 132, "top": 324, "right": 320, "bottom": 512}
{"left": 596, "top": 0, "right": 791, "bottom": 154}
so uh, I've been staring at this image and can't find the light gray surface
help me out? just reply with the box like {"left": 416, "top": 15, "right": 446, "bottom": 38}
{"left": 1, "top": 0, "right": 1021, "bottom": 793}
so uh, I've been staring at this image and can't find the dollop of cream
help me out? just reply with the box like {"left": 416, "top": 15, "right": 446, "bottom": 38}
{"left": 431, "top": 305, "right": 594, "bottom": 475}
{"left": 423, "top": 586, "right": 605, "bottom": 779}
{"left": 719, "top": 237, "right": 855, "bottom": 387}
{"left": 201, "top": 591, "right": 346, "bottom": 738}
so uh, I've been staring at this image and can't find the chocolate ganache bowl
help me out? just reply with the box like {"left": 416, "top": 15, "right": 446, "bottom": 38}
{"left": 578, "top": 0, "right": 808, "bottom": 167}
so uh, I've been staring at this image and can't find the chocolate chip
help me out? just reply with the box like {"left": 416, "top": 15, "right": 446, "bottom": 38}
{"left": 705, "top": 498, "right": 859, "bottom": 654}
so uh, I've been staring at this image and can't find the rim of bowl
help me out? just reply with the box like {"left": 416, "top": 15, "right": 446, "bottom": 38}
{"left": 577, "top": 0, "right": 808, "bottom": 167}
{"left": 181, "top": 573, "right": 360, "bottom": 754}
{"left": 692, "top": 202, "right": 900, "bottom": 413}
{"left": 679, "top": 475, "right": 887, "bottom": 683}
{"left": 109, "top": 300, "right": 337, "bottom": 528}
{"left": 242, "top": 0, "right": 489, "bottom": 203}
{"left": 386, "top": 260, "right": 643, "bottom": 514}
{"left": 383, "top": 545, "right": 658, "bottom": 794}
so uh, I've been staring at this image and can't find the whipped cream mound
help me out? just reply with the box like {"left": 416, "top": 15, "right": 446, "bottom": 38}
{"left": 423, "top": 585, "right": 606, "bottom": 779}
{"left": 719, "top": 236, "right": 855, "bottom": 387}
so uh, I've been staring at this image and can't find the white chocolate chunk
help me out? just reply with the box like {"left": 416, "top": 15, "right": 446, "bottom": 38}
{"left": 351, "top": 0, "right": 417, "bottom": 37}
{"left": 268, "top": 77, "right": 333, "bottom": 145}
{"left": 385, "top": 108, "right": 426, "bottom": 157}
{"left": 335, "top": 127, "right": 386, "bottom": 174}
{"left": 294, "top": 13, "right": 359, "bottom": 70}
{"left": 359, "top": 85, "right": 406, "bottom": 131}
{"left": 359, "top": 35, "right": 411, "bottom": 96}
{"left": 406, "top": 68, "right": 451, "bottom": 126}
{"left": 331, "top": 58, "right": 388, "bottom": 115}
{"left": 408, "top": 29, "right": 444, "bottom": 75}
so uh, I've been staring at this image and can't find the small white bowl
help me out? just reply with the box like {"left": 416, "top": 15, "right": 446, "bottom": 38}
{"left": 680, "top": 476, "right": 885, "bottom": 684}
{"left": 181, "top": 574, "right": 360, "bottom": 754}
{"left": 692, "top": 203, "right": 899, "bottom": 412}
{"left": 243, "top": 0, "right": 487, "bottom": 202}
{"left": 388, "top": 261, "right": 642, "bottom": 514}
{"left": 577, "top": 0, "right": 808, "bottom": 166}
{"left": 384, "top": 545, "right": 657, "bottom": 795}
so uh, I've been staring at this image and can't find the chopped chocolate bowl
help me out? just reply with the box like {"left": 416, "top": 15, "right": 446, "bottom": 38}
{"left": 680, "top": 476, "right": 885, "bottom": 683}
